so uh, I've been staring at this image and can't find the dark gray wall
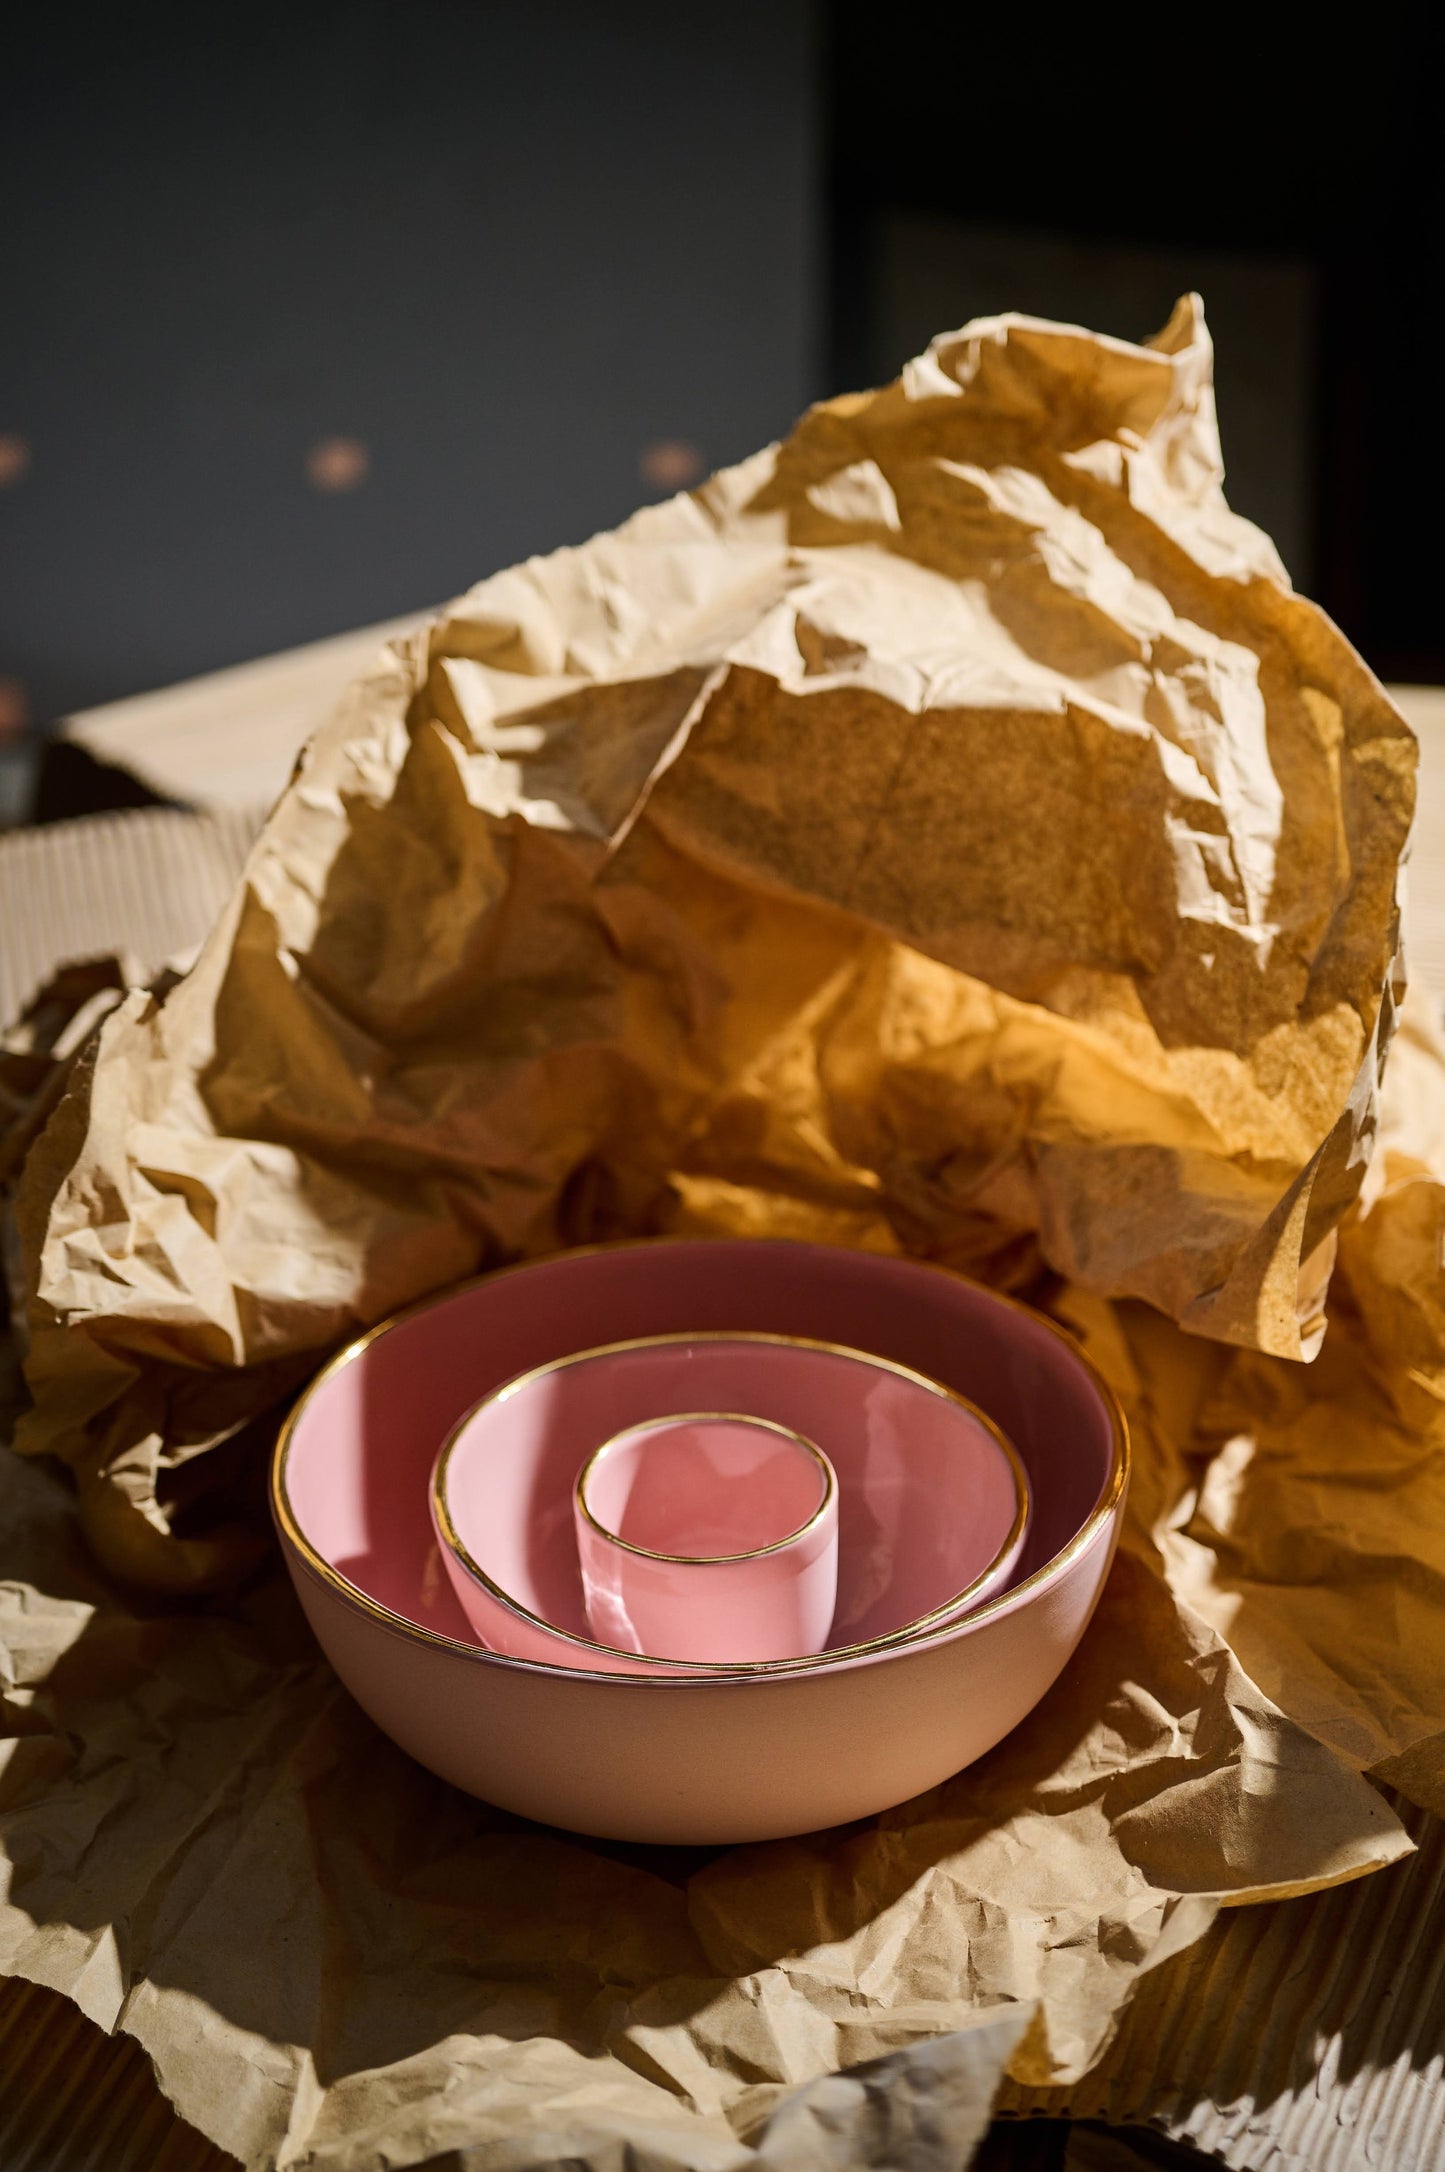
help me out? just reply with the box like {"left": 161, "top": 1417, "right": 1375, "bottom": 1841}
{"left": 1, "top": 2, "right": 821, "bottom": 723}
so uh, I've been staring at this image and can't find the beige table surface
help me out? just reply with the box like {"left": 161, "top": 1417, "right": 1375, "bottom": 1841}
{"left": 58, "top": 612, "right": 428, "bottom": 818}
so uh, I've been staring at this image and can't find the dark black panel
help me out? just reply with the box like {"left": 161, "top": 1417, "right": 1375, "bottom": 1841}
{"left": 826, "top": 0, "right": 1445, "bottom": 676}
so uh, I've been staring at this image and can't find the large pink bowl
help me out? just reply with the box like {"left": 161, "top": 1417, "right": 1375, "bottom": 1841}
{"left": 432, "top": 1334, "right": 1029, "bottom": 1672}
{"left": 273, "top": 1239, "right": 1128, "bottom": 1845}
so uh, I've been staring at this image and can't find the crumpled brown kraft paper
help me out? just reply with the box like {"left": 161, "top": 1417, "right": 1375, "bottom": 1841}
{"left": 0, "top": 300, "right": 1433, "bottom": 2169}
{"left": 10, "top": 294, "right": 1414, "bottom": 1589}
{"left": 1122, "top": 985, "right": 1445, "bottom": 1812}
{"left": 0, "top": 1356, "right": 1408, "bottom": 2172}
{"left": 1023, "top": 985, "right": 1445, "bottom": 1834}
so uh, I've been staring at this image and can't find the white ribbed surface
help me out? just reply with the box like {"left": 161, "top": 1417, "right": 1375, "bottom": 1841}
{"left": 1396, "top": 686, "right": 1445, "bottom": 1007}
{"left": 1003, "top": 1792, "right": 1445, "bottom": 2169}
{"left": 0, "top": 804, "right": 259, "bottom": 1028}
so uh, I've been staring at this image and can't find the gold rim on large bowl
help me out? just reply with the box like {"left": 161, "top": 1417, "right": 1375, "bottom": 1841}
{"left": 271, "top": 1237, "right": 1130, "bottom": 1684}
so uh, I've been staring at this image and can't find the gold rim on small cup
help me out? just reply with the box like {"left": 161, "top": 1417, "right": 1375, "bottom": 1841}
{"left": 430, "top": 1331, "right": 1029, "bottom": 1673}
{"left": 575, "top": 1411, "right": 836, "bottom": 1566}
{"left": 272, "top": 1236, "right": 1130, "bottom": 1685}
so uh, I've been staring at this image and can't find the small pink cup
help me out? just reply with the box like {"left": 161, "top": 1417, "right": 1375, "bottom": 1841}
{"left": 574, "top": 1412, "right": 839, "bottom": 1663}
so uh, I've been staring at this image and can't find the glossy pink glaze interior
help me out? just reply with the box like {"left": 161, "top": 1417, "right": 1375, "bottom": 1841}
{"left": 584, "top": 1413, "right": 827, "bottom": 1555}
{"left": 572, "top": 1409, "right": 839, "bottom": 1662}
{"left": 438, "top": 1335, "right": 1022, "bottom": 1664}
{"left": 285, "top": 1240, "right": 1114, "bottom": 1666}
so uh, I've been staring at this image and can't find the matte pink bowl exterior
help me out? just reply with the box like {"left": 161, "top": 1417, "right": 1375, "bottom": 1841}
{"left": 434, "top": 1335, "right": 1026, "bottom": 1671}
{"left": 275, "top": 1239, "right": 1127, "bottom": 1845}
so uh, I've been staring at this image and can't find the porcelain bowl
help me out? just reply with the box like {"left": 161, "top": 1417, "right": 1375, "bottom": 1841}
{"left": 572, "top": 1406, "right": 841, "bottom": 1663}
{"left": 273, "top": 1238, "right": 1128, "bottom": 1845}
{"left": 432, "top": 1333, "right": 1028, "bottom": 1671}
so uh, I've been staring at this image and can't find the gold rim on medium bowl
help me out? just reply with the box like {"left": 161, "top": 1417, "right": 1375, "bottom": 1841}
{"left": 430, "top": 1332, "right": 1028, "bottom": 1672}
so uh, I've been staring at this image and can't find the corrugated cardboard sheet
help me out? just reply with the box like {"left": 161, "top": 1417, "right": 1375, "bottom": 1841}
{"left": 1008, "top": 1790, "right": 1445, "bottom": 2168}
{"left": 0, "top": 805, "right": 259, "bottom": 1027}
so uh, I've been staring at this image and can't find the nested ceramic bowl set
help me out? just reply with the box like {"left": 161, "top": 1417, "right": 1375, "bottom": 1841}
{"left": 272, "top": 1239, "right": 1128, "bottom": 1845}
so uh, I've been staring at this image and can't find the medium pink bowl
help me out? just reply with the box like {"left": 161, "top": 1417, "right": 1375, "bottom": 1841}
{"left": 273, "top": 1239, "right": 1128, "bottom": 1845}
{"left": 431, "top": 1334, "right": 1029, "bottom": 1672}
